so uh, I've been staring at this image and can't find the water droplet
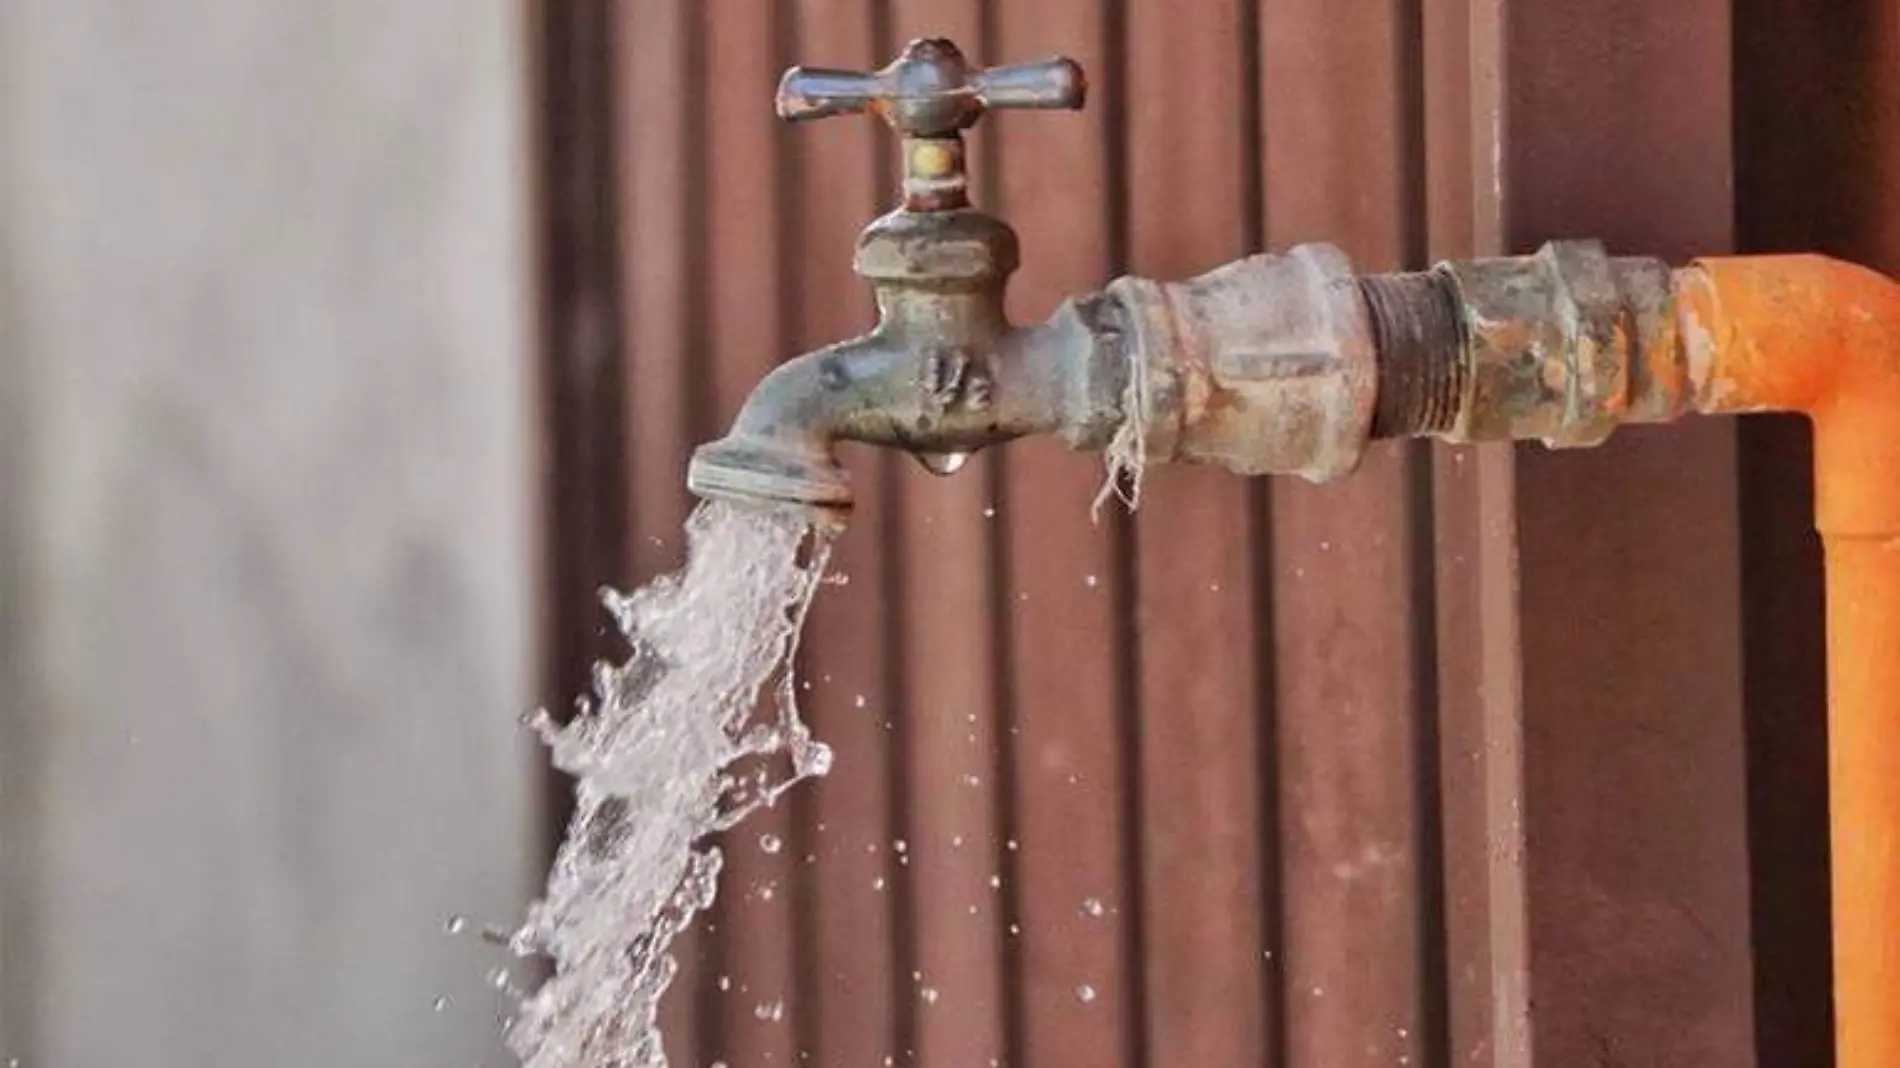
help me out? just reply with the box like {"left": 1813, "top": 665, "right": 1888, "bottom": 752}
{"left": 914, "top": 450, "right": 970, "bottom": 476}
{"left": 760, "top": 834, "right": 783, "bottom": 855}
{"left": 718, "top": 975, "right": 732, "bottom": 991}
{"left": 445, "top": 914, "right": 468, "bottom": 934}
{"left": 433, "top": 995, "right": 451, "bottom": 1012}
{"left": 982, "top": 505, "right": 997, "bottom": 518}
{"left": 951, "top": 835, "right": 965, "bottom": 848}
{"left": 920, "top": 987, "right": 940, "bottom": 1005}
{"left": 758, "top": 884, "right": 776, "bottom": 901}
{"left": 1081, "top": 897, "right": 1106, "bottom": 918}
{"left": 989, "top": 874, "right": 1002, "bottom": 889}
{"left": 1084, "top": 574, "right": 1099, "bottom": 587}
{"left": 797, "top": 741, "right": 834, "bottom": 777}
{"left": 872, "top": 876, "right": 887, "bottom": 891}
{"left": 893, "top": 839, "right": 908, "bottom": 854}
{"left": 1076, "top": 984, "right": 1098, "bottom": 1004}
{"left": 854, "top": 694, "right": 868, "bottom": 709}
{"left": 1005, "top": 838, "right": 1019, "bottom": 851}
{"left": 1008, "top": 923, "right": 1021, "bottom": 936}
{"left": 754, "top": 1000, "right": 785, "bottom": 1022}
{"left": 713, "top": 1061, "right": 730, "bottom": 1068}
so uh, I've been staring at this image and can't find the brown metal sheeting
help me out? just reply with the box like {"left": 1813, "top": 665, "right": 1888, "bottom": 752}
{"left": 540, "top": 1, "right": 1860, "bottom": 1065}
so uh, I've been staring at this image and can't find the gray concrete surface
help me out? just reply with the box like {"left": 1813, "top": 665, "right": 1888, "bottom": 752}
{"left": 0, "top": 4, "right": 544, "bottom": 1065}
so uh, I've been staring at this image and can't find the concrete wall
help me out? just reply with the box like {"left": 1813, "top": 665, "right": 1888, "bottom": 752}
{"left": 0, "top": 4, "right": 543, "bottom": 1065}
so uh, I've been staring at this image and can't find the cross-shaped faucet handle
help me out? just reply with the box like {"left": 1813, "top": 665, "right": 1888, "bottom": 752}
{"left": 777, "top": 38, "right": 1086, "bottom": 138}
{"left": 777, "top": 38, "right": 1084, "bottom": 211}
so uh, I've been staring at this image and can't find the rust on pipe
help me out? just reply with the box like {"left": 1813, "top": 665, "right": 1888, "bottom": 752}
{"left": 1678, "top": 255, "right": 1900, "bottom": 1068}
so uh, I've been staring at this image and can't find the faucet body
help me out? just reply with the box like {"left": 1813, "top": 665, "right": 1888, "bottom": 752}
{"left": 687, "top": 205, "right": 1128, "bottom": 512}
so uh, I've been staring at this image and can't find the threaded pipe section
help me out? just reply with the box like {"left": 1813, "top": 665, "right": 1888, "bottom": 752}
{"left": 1361, "top": 270, "right": 1467, "bottom": 438}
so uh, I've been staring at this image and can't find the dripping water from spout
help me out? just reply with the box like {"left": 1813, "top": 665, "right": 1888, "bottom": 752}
{"left": 913, "top": 450, "right": 971, "bottom": 476}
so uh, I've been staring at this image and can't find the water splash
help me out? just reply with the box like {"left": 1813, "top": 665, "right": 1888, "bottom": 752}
{"left": 505, "top": 500, "right": 834, "bottom": 1068}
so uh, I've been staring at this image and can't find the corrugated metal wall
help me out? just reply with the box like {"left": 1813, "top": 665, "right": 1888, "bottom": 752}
{"left": 537, "top": 1, "right": 1900, "bottom": 1064}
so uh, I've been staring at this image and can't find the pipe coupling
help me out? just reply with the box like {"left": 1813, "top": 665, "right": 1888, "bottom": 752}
{"left": 1432, "top": 240, "right": 1683, "bottom": 447}
{"left": 1110, "top": 244, "right": 1378, "bottom": 483}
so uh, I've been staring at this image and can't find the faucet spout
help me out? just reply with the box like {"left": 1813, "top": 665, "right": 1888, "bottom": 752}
{"left": 686, "top": 290, "right": 1129, "bottom": 516}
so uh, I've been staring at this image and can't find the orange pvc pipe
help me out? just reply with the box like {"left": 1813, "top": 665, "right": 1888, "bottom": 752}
{"left": 1680, "top": 255, "right": 1900, "bottom": 1068}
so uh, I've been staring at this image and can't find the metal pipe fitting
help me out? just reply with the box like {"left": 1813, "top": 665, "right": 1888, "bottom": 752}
{"left": 1355, "top": 240, "right": 1683, "bottom": 449}
{"left": 686, "top": 289, "right": 1127, "bottom": 514}
{"left": 1111, "top": 244, "right": 1379, "bottom": 482}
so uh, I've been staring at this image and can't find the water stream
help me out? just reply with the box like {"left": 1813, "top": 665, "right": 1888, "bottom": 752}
{"left": 504, "top": 500, "right": 834, "bottom": 1068}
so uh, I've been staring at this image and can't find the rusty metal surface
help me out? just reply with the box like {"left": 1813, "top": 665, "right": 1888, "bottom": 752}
{"left": 1503, "top": 2, "right": 1758, "bottom": 1066}
{"left": 610, "top": 2, "right": 701, "bottom": 1061}
{"left": 779, "top": 6, "right": 906, "bottom": 1068}
{"left": 1419, "top": 4, "right": 1532, "bottom": 1066}
{"left": 990, "top": 6, "right": 1141, "bottom": 1068}
{"left": 1258, "top": 1, "right": 1441, "bottom": 1063}
{"left": 556, "top": 2, "right": 1846, "bottom": 1066}
{"left": 697, "top": 7, "right": 803, "bottom": 1068}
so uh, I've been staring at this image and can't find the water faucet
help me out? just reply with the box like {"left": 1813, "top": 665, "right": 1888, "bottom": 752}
{"left": 686, "top": 39, "right": 1124, "bottom": 516}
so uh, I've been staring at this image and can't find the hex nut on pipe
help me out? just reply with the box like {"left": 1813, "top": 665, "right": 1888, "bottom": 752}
{"left": 1436, "top": 240, "right": 1681, "bottom": 447}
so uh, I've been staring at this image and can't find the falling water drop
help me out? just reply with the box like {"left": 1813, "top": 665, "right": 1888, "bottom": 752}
{"left": 759, "top": 834, "right": 783, "bottom": 855}
{"left": 433, "top": 995, "right": 451, "bottom": 1012}
{"left": 1076, "top": 984, "right": 1098, "bottom": 1004}
{"left": 444, "top": 914, "right": 468, "bottom": 935}
{"left": 914, "top": 450, "right": 970, "bottom": 477}
{"left": 1081, "top": 897, "right": 1106, "bottom": 918}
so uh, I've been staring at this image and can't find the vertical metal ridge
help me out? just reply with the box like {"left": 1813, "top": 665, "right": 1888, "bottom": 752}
{"left": 972, "top": 3, "right": 1031, "bottom": 1065}
{"left": 1393, "top": 6, "right": 1451, "bottom": 1063}
{"left": 1100, "top": 6, "right": 1149, "bottom": 1068}
{"left": 678, "top": 5, "right": 722, "bottom": 1065}
{"left": 771, "top": 0, "right": 823, "bottom": 1059}
{"left": 864, "top": 8, "right": 919, "bottom": 1060}
{"left": 1405, "top": 440, "right": 1452, "bottom": 1068}
{"left": 1239, "top": 4, "right": 1287, "bottom": 1067}
{"left": 537, "top": 0, "right": 629, "bottom": 708}
{"left": 1246, "top": 472, "right": 1288, "bottom": 1068}
{"left": 1395, "top": 3, "right": 1451, "bottom": 1063}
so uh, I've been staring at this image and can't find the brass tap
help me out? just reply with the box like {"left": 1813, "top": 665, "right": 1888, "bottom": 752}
{"left": 686, "top": 39, "right": 1127, "bottom": 518}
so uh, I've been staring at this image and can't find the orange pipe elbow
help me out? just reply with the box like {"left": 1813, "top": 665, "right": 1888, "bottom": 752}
{"left": 1680, "top": 255, "right": 1900, "bottom": 1068}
